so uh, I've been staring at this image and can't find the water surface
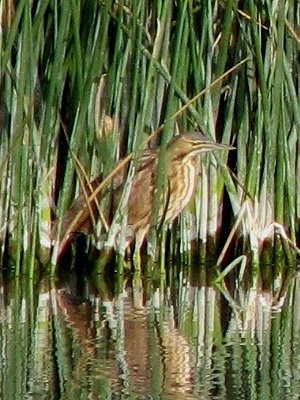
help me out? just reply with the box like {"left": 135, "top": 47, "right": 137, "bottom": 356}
{"left": 0, "top": 266, "right": 299, "bottom": 399}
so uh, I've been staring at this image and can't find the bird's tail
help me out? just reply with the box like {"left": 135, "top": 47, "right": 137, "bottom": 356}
{"left": 53, "top": 175, "right": 103, "bottom": 259}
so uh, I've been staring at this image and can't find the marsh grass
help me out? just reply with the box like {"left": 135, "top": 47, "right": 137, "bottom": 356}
{"left": 1, "top": 1, "right": 300, "bottom": 276}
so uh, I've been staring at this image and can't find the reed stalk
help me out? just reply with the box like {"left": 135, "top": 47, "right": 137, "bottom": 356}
{"left": 1, "top": 1, "right": 300, "bottom": 274}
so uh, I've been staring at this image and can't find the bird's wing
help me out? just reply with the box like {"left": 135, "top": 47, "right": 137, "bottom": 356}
{"left": 112, "top": 149, "right": 158, "bottom": 190}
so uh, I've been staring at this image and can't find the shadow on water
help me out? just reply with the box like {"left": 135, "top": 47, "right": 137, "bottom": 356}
{"left": 0, "top": 262, "right": 300, "bottom": 399}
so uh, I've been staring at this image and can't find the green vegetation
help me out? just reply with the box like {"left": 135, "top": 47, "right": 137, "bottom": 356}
{"left": 1, "top": 1, "right": 300, "bottom": 275}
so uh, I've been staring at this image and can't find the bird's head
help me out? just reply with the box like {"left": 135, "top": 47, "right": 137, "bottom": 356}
{"left": 167, "top": 131, "right": 234, "bottom": 159}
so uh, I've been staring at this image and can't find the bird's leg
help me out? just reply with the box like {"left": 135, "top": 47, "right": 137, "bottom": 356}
{"left": 93, "top": 247, "right": 114, "bottom": 274}
{"left": 132, "top": 230, "right": 147, "bottom": 271}
{"left": 115, "top": 253, "right": 127, "bottom": 274}
{"left": 132, "top": 251, "right": 142, "bottom": 271}
{"left": 115, "top": 239, "right": 132, "bottom": 273}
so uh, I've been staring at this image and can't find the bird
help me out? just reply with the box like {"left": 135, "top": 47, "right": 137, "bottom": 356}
{"left": 55, "top": 130, "right": 234, "bottom": 265}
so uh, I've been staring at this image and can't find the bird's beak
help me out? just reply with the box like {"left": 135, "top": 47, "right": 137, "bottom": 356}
{"left": 200, "top": 141, "right": 235, "bottom": 153}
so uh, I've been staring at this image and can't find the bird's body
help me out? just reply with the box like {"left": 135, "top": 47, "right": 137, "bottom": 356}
{"left": 112, "top": 146, "right": 199, "bottom": 253}
{"left": 57, "top": 131, "right": 233, "bottom": 260}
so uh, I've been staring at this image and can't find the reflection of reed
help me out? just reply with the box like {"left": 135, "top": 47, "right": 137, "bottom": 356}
{"left": 55, "top": 278, "right": 196, "bottom": 399}
{"left": 0, "top": 280, "right": 59, "bottom": 398}
{"left": 55, "top": 287, "right": 126, "bottom": 399}
{"left": 56, "top": 289, "right": 96, "bottom": 356}
{"left": 2, "top": 270, "right": 300, "bottom": 399}
{"left": 55, "top": 288, "right": 97, "bottom": 394}
{"left": 216, "top": 272, "right": 299, "bottom": 399}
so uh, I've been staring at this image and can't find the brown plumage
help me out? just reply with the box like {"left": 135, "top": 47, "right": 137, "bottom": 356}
{"left": 56, "top": 131, "right": 233, "bottom": 259}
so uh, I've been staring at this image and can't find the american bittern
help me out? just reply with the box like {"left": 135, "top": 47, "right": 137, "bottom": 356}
{"left": 57, "top": 131, "right": 233, "bottom": 261}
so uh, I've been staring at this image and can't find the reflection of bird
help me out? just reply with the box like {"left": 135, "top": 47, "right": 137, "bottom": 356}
{"left": 57, "top": 131, "right": 233, "bottom": 262}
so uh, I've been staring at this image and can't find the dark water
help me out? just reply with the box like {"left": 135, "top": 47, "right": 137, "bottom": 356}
{"left": 0, "top": 266, "right": 299, "bottom": 399}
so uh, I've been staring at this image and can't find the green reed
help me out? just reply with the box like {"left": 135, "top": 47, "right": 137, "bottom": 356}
{"left": 1, "top": 0, "right": 300, "bottom": 275}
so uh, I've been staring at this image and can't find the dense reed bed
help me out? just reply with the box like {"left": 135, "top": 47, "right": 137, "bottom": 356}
{"left": 1, "top": 1, "right": 300, "bottom": 275}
